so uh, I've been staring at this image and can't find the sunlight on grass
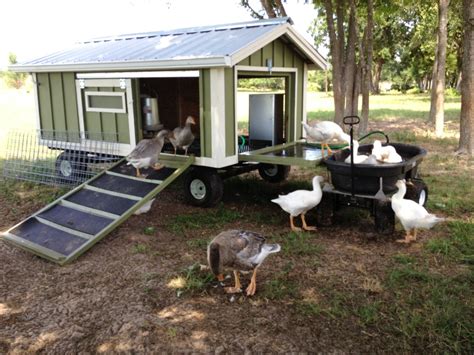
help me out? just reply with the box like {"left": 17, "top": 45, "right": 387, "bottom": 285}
{"left": 168, "top": 264, "right": 214, "bottom": 297}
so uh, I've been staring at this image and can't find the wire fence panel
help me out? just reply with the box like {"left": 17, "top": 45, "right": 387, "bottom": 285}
{"left": 2, "top": 130, "right": 122, "bottom": 187}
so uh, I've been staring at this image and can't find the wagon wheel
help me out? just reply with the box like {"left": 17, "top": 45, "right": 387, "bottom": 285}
{"left": 258, "top": 164, "right": 290, "bottom": 183}
{"left": 405, "top": 179, "right": 428, "bottom": 206}
{"left": 55, "top": 151, "right": 88, "bottom": 184}
{"left": 183, "top": 168, "right": 224, "bottom": 207}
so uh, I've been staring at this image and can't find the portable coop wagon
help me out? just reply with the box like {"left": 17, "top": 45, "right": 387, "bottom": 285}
{"left": 4, "top": 17, "right": 327, "bottom": 264}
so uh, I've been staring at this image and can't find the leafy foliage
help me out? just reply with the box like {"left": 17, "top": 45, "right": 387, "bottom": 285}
{"left": 2, "top": 53, "right": 27, "bottom": 89}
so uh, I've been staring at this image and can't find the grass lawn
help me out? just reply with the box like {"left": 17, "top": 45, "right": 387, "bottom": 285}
{"left": 306, "top": 91, "right": 462, "bottom": 124}
{"left": 0, "top": 87, "right": 472, "bottom": 353}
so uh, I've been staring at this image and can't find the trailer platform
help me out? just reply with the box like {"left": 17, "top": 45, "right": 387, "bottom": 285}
{"left": 238, "top": 140, "right": 330, "bottom": 167}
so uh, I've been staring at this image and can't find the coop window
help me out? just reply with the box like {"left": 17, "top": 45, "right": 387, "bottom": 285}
{"left": 85, "top": 91, "right": 126, "bottom": 113}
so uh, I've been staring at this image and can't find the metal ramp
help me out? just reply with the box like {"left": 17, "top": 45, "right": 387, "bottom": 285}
{"left": 2, "top": 155, "right": 194, "bottom": 265}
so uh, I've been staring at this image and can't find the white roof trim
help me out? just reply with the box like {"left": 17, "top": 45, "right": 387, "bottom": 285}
{"left": 10, "top": 57, "right": 229, "bottom": 73}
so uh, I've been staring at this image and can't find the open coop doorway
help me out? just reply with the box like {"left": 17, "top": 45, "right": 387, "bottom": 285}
{"left": 138, "top": 76, "right": 201, "bottom": 156}
{"left": 237, "top": 76, "right": 287, "bottom": 152}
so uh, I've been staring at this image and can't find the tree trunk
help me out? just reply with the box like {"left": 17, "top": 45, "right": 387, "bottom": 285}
{"left": 273, "top": 0, "right": 287, "bottom": 17}
{"left": 372, "top": 59, "right": 383, "bottom": 94}
{"left": 360, "top": 0, "right": 374, "bottom": 135}
{"left": 429, "top": 0, "right": 450, "bottom": 137}
{"left": 261, "top": 0, "right": 277, "bottom": 17}
{"left": 457, "top": 0, "right": 474, "bottom": 155}
{"left": 323, "top": 0, "right": 346, "bottom": 125}
{"left": 344, "top": 0, "right": 358, "bottom": 117}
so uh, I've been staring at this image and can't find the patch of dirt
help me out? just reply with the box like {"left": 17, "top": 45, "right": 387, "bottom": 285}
{"left": 1, "top": 122, "right": 470, "bottom": 353}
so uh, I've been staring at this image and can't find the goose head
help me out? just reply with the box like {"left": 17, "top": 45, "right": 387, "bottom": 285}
{"left": 395, "top": 179, "right": 405, "bottom": 189}
{"left": 312, "top": 175, "right": 324, "bottom": 189}
{"left": 373, "top": 139, "right": 382, "bottom": 150}
{"left": 156, "top": 129, "right": 169, "bottom": 138}
{"left": 186, "top": 116, "right": 196, "bottom": 125}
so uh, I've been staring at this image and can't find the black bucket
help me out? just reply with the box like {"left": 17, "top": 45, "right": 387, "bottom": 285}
{"left": 324, "top": 143, "right": 427, "bottom": 194}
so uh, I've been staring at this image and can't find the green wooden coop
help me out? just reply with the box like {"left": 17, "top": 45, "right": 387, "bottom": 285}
{"left": 4, "top": 17, "right": 327, "bottom": 264}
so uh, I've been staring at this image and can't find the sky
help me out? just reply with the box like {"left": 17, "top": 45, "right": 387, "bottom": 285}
{"left": 0, "top": 0, "right": 319, "bottom": 68}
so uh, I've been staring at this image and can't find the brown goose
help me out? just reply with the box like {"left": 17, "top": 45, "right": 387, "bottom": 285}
{"left": 207, "top": 230, "right": 281, "bottom": 296}
{"left": 126, "top": 130, "right": 168, "bottom": 177}
{"left": 169, "top": 116, "right": 196, "bottom": 155}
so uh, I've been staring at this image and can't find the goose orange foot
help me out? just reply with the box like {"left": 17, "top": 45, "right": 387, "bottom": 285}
{"left": 396, "top": 230, "right": 414, "bottom": 244}
{"left": 290, "top": 216, "right": 302, "bottom": 232}
{"left": 224, "top": 287, "right": 242, "bottom": 294}
{"left": 301, "top": 214, "right": 317, "bottom": 231}
{"left": 246, "top": 269, "right": 258, "bottom": 296}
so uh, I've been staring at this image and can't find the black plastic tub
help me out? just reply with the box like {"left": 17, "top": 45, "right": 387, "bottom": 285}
{"left": 324, "top": 143, "right": 427, "bottom": 194}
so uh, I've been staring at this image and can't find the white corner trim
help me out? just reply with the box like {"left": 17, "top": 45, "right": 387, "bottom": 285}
{"left": 302, "top": 63, "right": 308, "bottom": 139}
{"left": 209, "top": 68, "right": 227, "bottom": 165}
{"left": 32, "top": 73, "right": 41, "bottom": 131}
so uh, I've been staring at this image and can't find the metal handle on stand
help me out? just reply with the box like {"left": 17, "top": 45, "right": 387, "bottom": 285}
{"left": 358, "top": 130, "right": 390, "bottom": 145}
{"left": 343, "top": 115, "right": 360, "bottom": 199}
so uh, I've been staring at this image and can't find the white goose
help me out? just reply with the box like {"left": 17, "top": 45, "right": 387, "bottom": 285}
{"left": 302, "top": 121, "right": 351, "bottom": 157}
{"left": 344, "top": 140, "right": 368, "bottom": 164}
{"left": 391, "top": 180, "right": 444, "bottom": 243}
{"left": 272, "top": 176, "right": 324, "bottom": 232}
{"left": 372, "top": 140, "right": 402, "bottom": 163}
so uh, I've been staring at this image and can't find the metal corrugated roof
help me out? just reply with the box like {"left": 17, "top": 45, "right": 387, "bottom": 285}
{"left": 12, "top": 17, "right": 326, "bottom": 72}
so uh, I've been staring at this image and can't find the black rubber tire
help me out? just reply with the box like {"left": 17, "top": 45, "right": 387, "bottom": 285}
{"left": 183, "top": 168, "right": 224, "bottom": 207}
{"left": 258, "top": 164, "right": 290, "bottom": 183}
{"left": 55, "top": 152, "right": 87, "bottom": 184}
{"left": 315, "top": 192, "right": 335, "bottom": 227}
{"left": 373, "top": 199, "right": 395, "bottom": 235}
{"left": 405, "top": 179, "right": 428, "bottom": 206}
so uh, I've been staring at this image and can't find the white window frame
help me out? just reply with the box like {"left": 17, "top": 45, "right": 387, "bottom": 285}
{"left": 84, "top": 91, "right": 127, "bottom": 114}
{"left": 76, "top": 78, "right": 137, "bottom": 156}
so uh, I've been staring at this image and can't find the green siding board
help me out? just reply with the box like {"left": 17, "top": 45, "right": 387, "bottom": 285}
{"left": 50, "top": 72, "right": 67, "bottom": 133}
{"left": 201, "top": 69, "right": 212, "bottom": 158}
{"left": 273, "top": 39, "right": 284, "bottom": 67}
{"left": 101, "top": 112, "right": 118, "bottom": 142}
{"left": 262, "top": 44, "right": 273, "bottom": 68}
{"left": 250, "top": 50, "right": 262, "bottom": 67}
{"left": 37, "top": 72, "right": 80, "bottom": 141}
{"left": 62, "top": 73, "right": 80, "bottom": 140}
{"left": 224, "top": 68, "right": 235, "bottom": 157}
{"left": 37, "top": 73, "right": 54, "bottom": 132}
{"left": 116, "top": 112, "right": 130, "bottom": 143}
{"left": 240, "top": 57, "right": 250, "bottom": 66}
{"left": 284, "top": 48, "right": 293, "bottom": 68}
